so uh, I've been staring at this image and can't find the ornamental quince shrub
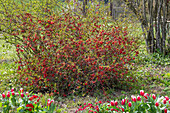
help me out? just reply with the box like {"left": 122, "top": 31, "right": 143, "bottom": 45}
{"left": 8, "top": 8, "right": 139, "bottom": 96}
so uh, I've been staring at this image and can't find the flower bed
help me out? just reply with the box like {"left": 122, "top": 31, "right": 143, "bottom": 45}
{"left": 0, "top": 88, "right": 169, "bottom": 113}
{"left": 76, "top": 90, "right": 170, "bottom": 113}
{"left": 0, "top": 88, "right": 56, "bottom": 113}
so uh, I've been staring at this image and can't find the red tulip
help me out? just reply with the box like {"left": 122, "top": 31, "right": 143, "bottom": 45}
{"left": 155, "top": 102, "right": 159, "bottom": 107}
{"left": 11, "top": 88, "right": 14, "bottom": 92}
{"left": 144, "top": 93, "right": 148, "bottom": 99}
{"left": 164, "top": 108, "right": 167, "bottom": 113}
{"left": 121, "top": 99, "right": 125, "bottom": 105}
{"left": 137, "top": 96, "right": 141, "bottom": 101}
{"left": 132, "top": 96, "right": 136, "bottom": 102}
{"left": 111, "top": 101, "right": 114, "bottom": 106}
{"left": 2, "top": 93, "right": 6, "bottom": 98}
{"left": 140, "top": 90, "right": 144, "bottom": 96}
{"left": 128, "top": 102, "right": 132, "bottom": 107}
{"left": 163, "top": 99, "right": 167, "bottom": 104}
{"left": 7, "top": 93, "right": 10, "bottom": 98}
{"left": 98, "top": 101, "right": 102, "bottom": 104}
{"left": 21, "top": 93, "right": 24, "bottom": 98}
{"left": 12, "top": 92, "right": 15, "bottom": 96}
{"left": 115, "top": 101, "right": 118, "bottom": 106}
{"left": 152, "top": 94, "right": 156, "bottom": 100}
{"left": 20, "top": 88, "right": 23, "bottom": 93}
{"left": 165, "top": 96, "right": 169, "bottom": 101}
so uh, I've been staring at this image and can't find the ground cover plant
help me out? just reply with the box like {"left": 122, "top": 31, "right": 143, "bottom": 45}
{"left": 0, "top": 0, "right": 169, "bottom": 113}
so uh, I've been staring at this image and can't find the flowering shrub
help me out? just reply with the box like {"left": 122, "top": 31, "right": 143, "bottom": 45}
{"left": 6, "top": 8, "right": 140, "bottom": 97}
{"left": 1, "top": 0, "right": 140, "bottom": 96}
{"left": 0, "top": 88, "right": 56, "bottom": 113}
{"left": 76, "top": 90, "right": 170, "bottom": 113}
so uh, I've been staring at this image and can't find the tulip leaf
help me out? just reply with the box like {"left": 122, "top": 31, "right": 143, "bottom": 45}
{"left": 0, "top": 102, "right": 2, "bottom": 107}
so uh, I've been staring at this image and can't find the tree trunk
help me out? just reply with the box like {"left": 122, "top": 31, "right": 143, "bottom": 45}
{"left": 83, "top": 0, "right": 88, "bottom": 17}
{"left": 110, "top": 0, "right": 113, "bottom": 16}
{"left": 123, "top": 0, "right": 169, "bottom": 55}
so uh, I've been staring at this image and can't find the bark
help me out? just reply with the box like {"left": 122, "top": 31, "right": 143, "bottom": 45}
{"left": 83, "top": 0, "right": 88, "bottom": 17}
{"left": 156, "top": 0, "right": 162, "bottom": 52}
{"left": 148, "top": 0, "right": 155, "bottom": 53}
{"left": 110, "top": 0, "right": 113, "bottom": 16}
{"left": 162, "top": 0, "right": 166, "bottom": 55}
{"left": 154, "top": 0, "right": 158, "bottom": 50}
{"left": 143, "top": 0, "right": 150, "bottom": 53}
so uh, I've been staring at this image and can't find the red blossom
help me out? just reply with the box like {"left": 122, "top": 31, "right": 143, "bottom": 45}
{"left": 165, "top": 96, "right": 169, "bottom": 101}
{"left": 128, "top": 102, "right": 132, "bottom": 107}
{"left": 155, "top": 102, "right": 159, "bottom": 107}
{"left": 2, "top": 93, "right": 6, "bottom": 98}
{"left": 111, "top": 101, "right": 114, "bottom": 106}
{"left": 152, "top": 94, "right": 156, "bottom": 100}
{"left": 21, "top": 93, "right": 24, "bottom": 98}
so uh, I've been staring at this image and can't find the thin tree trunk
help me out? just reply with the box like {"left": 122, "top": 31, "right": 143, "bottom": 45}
{"left": 149, "top": 0, "right": 155, "bottom": 53}
{"left": 83, "top": 0, "right": 87, "bottom": 17}
{"left": 156, "top": 0, "right": 162, "bottom": 52}
{"left": 154, "top": 0, "right": 158, "bottom": 50}
{"left": 110, "top": 0, "right": 113, "bottom": 16}
{"left": 162, "top": 0, "right": 166, "bottom": 56}
{"left": 143, "top": 0, "right": 150, "bottom": 53}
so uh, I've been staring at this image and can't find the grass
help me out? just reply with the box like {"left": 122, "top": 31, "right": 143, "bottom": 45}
{"left": 0, "top": 39, "right": 18, "bottom": 92}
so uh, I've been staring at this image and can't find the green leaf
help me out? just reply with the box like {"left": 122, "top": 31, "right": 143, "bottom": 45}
{"left": 0, "top": 102, "right": 2, "bottom": 107}
{"left": 56, "top": 109, "right": 63, "bottom": 113}
{"left": 163, "top": 87, "right": 170, "bottom": 91}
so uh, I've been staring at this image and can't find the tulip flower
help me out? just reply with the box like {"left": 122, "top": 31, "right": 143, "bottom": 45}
{"left": 128, "top": 102, "right": 132, "bottom": 107}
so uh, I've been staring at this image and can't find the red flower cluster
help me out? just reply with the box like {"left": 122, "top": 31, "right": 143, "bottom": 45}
{"left": 12, "top": 11, "right": 139, "bottom": 96}
{"left": 26, "top": 103, "right": 34, "bottom": 111}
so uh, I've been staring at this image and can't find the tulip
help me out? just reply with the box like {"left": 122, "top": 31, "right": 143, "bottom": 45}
{"left": 21, "top": 93, "right": 24, "bottom": 98}
{"left": 111, "top": 101, "right": 114, "bottom": 106}
{"left": 128, "top": 102, "right": 132, "bottom": 107}
{"left": 155, "top": 102, "right": 159, "bottom": 107}
{"left": 152, "top": 94, "right": 156, "bottom": 100}
{"left": 115, "top": 101, "right": 118, "bottom": 106}
{"left": 7, "top": 93, "right": 10, "bottom": 98}
{"left": 163, "top": 99, "right": 166, "bottom": 104}
{"left": 12, "top": 92, "right": 15, "bottom": 96}
{"left": 11, "top": 88, "right": 14, "bottom": 92}
{"left": 137, "top": 96, "right": 141, "bottom": 101}
{"left": 98, "top": 101, "right": 102, "bottom": 104}
{"left": 144, "top": 93, "right": 148, "bottom": 99}
{"left": 121, "top": 99, "right": 125, "bottom": 105}
{"left": 140, "top": 90, "right": 144, "bottom": 96}
{"left": 165, "top": 96, "right": 169, "bottom": 101}
{"left": 132, "top": 96, "right": 136, "bottom": 102}
{"left": 2, "top": 93, "right": 6, "bottom": 98}
{"left": 20, "top": 88, "right": 23, "bottom": 93}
